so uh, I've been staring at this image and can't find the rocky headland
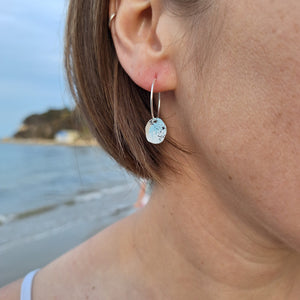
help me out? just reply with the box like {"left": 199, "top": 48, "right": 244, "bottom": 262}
{"left": 1, "top": 108, "right": 97, "bottom": 146}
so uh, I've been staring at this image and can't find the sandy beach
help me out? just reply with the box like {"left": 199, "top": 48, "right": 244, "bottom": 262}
{"left": 0, "top": 182, "right": 139, "bottom": 287}
{"left": 0, "top": 137, "right": 99, "bottom": 147}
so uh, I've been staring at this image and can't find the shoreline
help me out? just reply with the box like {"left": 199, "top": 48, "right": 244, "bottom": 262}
{"left": 0, "top": 137, "right": 99, "bottom": 147}
{"left": 0, "top": 183, "right": 139, "bottom": 287}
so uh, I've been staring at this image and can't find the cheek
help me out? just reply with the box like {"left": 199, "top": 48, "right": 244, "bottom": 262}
{"left": 185, "top": 0, "right": 300, "bottom": 249}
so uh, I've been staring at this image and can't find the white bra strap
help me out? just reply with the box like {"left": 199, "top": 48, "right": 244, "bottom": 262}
{"left": 20, "top": 269, "right": 40, "bottom": 300}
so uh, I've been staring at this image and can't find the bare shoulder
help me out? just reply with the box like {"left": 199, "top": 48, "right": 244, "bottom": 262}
{"left": 32, "top": 214, "right": 138, "bottom": 299}
{"left": 0, "top": 278, "right": 22, "bottom": 300}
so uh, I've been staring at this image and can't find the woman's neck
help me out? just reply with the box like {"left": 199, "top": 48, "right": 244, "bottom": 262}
{"left": 130, "top": 169, "right": 300, "bottom": 299}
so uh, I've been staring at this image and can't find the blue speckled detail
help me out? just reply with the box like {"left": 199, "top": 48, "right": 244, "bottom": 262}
{"left": 145, "top": 118, "right": 167, "bottom": 144}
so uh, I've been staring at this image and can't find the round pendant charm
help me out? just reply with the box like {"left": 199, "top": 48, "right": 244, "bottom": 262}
{"left": 145, "top": 118, "right": 167, "bottom": 144}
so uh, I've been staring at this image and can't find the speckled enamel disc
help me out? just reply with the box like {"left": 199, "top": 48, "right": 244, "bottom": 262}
{"left": 145, "top": 118, "right": 167, "bottom": 144}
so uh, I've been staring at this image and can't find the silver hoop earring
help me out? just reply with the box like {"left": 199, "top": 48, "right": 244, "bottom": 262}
{"left": 145, "top": 79, "right": 167, "bottom": 144}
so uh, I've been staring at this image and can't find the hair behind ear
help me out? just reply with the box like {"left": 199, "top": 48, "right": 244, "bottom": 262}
{"left": 65, "top": 0, "right": 188, "bottom": 182}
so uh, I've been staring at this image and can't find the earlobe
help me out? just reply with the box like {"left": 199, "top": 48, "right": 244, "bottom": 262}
{"left": 109, "top": 0, "right": 177, "bottom": 92}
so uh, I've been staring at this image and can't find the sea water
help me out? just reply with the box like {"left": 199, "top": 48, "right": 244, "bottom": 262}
{"left": 0, "top": 143, "right": 139, "bottom": 264}
{"left": 0, "top": 143, "right": 137, "bottom": 215}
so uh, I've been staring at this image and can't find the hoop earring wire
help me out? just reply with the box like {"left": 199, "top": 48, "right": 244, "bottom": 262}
{"left": 145, "top": 79, "right": 167, "bottom": 144}
{"left": 150, "top": 79, "right": 161, "bottom": 119}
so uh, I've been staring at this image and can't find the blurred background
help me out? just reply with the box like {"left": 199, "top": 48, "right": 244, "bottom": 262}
{"left": 0, "top": 0, "right": 139, "bottom": 287}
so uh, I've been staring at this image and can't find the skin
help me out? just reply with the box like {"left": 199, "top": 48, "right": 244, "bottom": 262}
{"left": 1, "top": 0, "right": 299, "bottom": 299}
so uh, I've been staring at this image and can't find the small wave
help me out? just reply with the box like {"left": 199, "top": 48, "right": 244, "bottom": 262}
{"left": 15, "top": 205, "right": 58, "bottom": 220}
{"left": 0, "top": 183, "right": 134, "bottom": 226}
{"left": 101, "top": 184, "right": 132, "bottom": 195}
{"left": 74, "top": 190, "right": 103, "bottom": 203}
{"left": 73, "top": 183, "right": 131, "bottom": 203}
{"left": 0, "top": 213, "right": 17, "bottom": 225}
{"left": 0, "top": 205, "right": 58, "bottom": 226}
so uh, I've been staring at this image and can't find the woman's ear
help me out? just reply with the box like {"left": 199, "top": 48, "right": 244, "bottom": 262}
{"left": 109, "top": 0, "right": 177, "bottom": 92}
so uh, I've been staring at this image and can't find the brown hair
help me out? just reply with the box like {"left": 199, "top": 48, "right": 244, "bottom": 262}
{"left": 64, "top": 0, "right": 211, "bottom": 181}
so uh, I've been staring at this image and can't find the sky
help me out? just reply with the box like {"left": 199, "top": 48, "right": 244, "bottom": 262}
{"left": 0, "top": 0, "right": 73, "bottom": 138}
